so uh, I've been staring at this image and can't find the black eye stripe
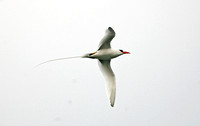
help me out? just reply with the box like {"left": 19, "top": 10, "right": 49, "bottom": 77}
{"left": 119, "top": 49, "right": 123, "bottom": 52}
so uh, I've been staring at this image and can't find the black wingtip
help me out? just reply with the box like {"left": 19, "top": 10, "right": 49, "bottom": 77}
{"left": 107, "top": 27, "right": 115, "bottom": 34}
{"left": 108, "top": 27, "right": 113, "bottom": 30}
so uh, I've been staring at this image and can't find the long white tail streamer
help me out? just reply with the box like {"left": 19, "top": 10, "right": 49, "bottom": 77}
{"left": 34, "top": 56, "right": 83, "bottom": 68}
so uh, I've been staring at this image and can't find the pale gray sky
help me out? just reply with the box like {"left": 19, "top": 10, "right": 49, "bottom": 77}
{"left": 0, "top": 0, "right": 200, "bottom": 126}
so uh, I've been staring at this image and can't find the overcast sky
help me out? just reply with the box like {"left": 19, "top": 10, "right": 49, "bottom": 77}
{"left": 0, "top": 0, "right": 200, "bottom": 126}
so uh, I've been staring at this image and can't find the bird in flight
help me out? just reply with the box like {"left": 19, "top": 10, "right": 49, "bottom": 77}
{"left": 36, "top": 27, "right": 130, "bottom": 107}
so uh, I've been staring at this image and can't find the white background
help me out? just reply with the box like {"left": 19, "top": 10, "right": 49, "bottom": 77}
{"left": 0, "top": 0, "right": 200, "bottom": 125}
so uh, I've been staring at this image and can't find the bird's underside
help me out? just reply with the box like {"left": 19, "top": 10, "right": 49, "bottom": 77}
{"left": 91, "top": 27, "right": 118, "bottom": 107}
{"left": 86, "top": 27, "right": 117, "bottom": 107}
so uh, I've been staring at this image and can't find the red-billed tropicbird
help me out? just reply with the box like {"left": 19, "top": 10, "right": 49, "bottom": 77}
{"left": 36, "top": 27, "right": 130, "bottom": 107}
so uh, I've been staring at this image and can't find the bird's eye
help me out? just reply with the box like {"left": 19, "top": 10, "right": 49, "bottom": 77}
{"left": 119, "top": 49, "right": 123, "bottom": 52}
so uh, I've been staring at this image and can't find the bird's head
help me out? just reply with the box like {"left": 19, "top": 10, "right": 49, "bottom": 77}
{"left": 119, "top": 49, "right": 130, "bottom": 54}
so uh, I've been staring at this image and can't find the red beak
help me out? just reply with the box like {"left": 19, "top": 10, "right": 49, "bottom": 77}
{"left": 122, "top": 51, "right": 130, "bottom": 54}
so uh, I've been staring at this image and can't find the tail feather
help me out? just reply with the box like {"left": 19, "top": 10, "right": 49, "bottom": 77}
{"left": 34, "top": 56, "right": 82, "bottom": 68}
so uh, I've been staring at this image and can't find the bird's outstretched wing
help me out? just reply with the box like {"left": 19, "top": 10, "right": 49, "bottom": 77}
{"left": 98, "top": 27, "right": 115, "bottom": 50}
{"left": 98, "top": 60, "right": 116, "bottom": 107}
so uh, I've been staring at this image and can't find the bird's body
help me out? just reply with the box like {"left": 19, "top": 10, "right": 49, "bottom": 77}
{"left": 82, "top": 27, "right": 130, "bottom": 107}
{"left": 86, "top": 49, "right": 123, "bottom": 60}
{"left": 37, "top": 27, "right": 130, "bottom": 107}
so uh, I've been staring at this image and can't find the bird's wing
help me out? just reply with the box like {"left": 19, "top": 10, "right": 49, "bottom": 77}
{"left": 98, "top": 60, "right": 116, "bottom": 107}
{"left": 98, "top": 27, "right": 115, "bottom": 50}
